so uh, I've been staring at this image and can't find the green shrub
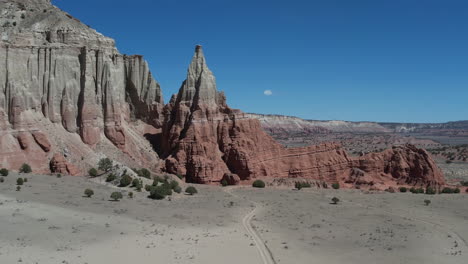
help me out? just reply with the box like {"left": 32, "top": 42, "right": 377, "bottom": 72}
{"left": 84, "top": 189, "right": 94, "bottom": 198}
{"left": 145, "top": 184, "right": 152, "bottom": 192}
{"left": 454, "top": 188, "right": 461, "bottom": 194}
{"left": 185, "top": 186, "right": 198, "bottom": 195}
{"left": 161, "top": 182, "right": 173, "bottom": 196}
{"left": 139, "top": 168, "right": 151, "bottom": 179}
{"left": 409, "top": 187, "right": 417, "bottom": 193}
{"left": 128, "top": 192, "right": 134, "bottom": 198}
{"left": 16, "top": 186, "right": 21, "bottom": 191}
{"left": 131, "top": 178, "right": 140, "bottom": 188}
{"left": 106, "top": 173, "right": 116, "bottom": 182}
{"left": 98, "top": 158, "right": 113, "bottom": 172}
{"left": 19, "top": 164, "right": 32, "bottom": 173}
{"left": 221, "top": 179, "right": 228, "bottom": 187}
{"left": 23, "top": 178, "right": 28, "bottom": 183}
{"left": 424, "top": 199, "right": 431, "bottom": 206}
{"left": 88, "top": 168, "right": 98, "bottom": 177}
{"left": 149, "top": 186, "right": 167, "bottom": 200}
{"left": 110, "top": 192, "right": 123, "bottom": 201}
{"left": 295, "top": 181, "right": 311, "bottom": 190}
{"left": 56, "top": 174, "right": 62, "bottom": 178}
{"left": 16, "top": 178, "right": 24, "bottom": 185}
{"left": 425, "top": 187, "right": 436, "bottom": 195}
{"left": 441, "top": 187, "right": 455, "bottom": 194}
{"left": 252, "top": 180, "right": 265, "bottom": 188}
{"left": 331, "top": 197, "right": 340, "bottom": 204}
{"left": 0, "top": 168, "right": 8, "bottom": 176}
{"left": 332, "top": 183, "right": 340, "bottom": 190}
{"left": 170, "top": 180, "right": 179, "bottom": 190}
{"left": 173, "top": 185, "right": 182, "bottom": 194}
{"left": 176, "top": 174, "right": 184, "bottom": 180}
{"left": 399, "top": 187, "right": 407, "bottom": 193}
{"left": 0, "top": 177, "right": 4, "bottom": 183}
{"left": 119, "top": 174, "right": 133, "bottom": 187}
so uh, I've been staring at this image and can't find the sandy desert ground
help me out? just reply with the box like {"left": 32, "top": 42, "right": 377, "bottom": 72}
{"left": 0, "top": 172, "right": 467, "bottom": 264}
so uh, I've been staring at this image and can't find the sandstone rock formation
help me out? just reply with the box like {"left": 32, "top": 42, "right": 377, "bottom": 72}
{"left": 50, "top": 153, "right": 80, "bottom": 176}
{"left": 161, "top": 46, "right": 445, "bottom": 189}
{"left": 1, "top": 0, "right": 162, "bottom": 172}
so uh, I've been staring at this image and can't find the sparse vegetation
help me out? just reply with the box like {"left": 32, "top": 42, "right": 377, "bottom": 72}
{"left": 139, "top": 168, "right": 151, "bottom": 179}
{"left": 98, "top": 158, "right": 113, "bottom": 172}
{"left": 131, "top": 178, "right": 140, "bottom": 188}
{"left": 399, "top": 187, "right": 407, "bottom": 193}
{"left": 424, "top": 199, "right": 431, "bottom": 206}
{"left": 176, "top": 174, "right": 184, "bottom": 180}
{"left": 425, "top": 187, "right": 436, "bottom": 195}
{"left": 19, "top": 163, "right": 32, "bottom": 173}
{"left": 173, "top": 185, "right": 182, "bottom": 194}
{"left": 221, "top": 179, "right": 228, "bottom": 187}
{"left": 252, "top": 180, "right": 265, "bottom": 188}
{"left": 84, "top": 189, "right": 94, "bottom": 198}
{"left": 16, "top": 178, "right": 24, "bottom": 186}
{"left": 185, "top": 186, "right": 198, "bottom": 195}
{"left": 441, "top": 187, "right": 460, "bottom": 194}
{"left": 295, "top": 181, "right": 311, "bottom": 190}
{"left": 119, "top": 174, "right": 133, "bottom": 187}
{"left": 88, "top": 168, "right": 98, "bottom": 177}
{"left": 169, "top": 180, "right": 179, "bottom": 190}
{"left": 0, "top": 168, "right": 8, "bottom": 176}
{"left": 16, "top": 186, "right": 21, "bottom": 191}
{"left": 0, "top": 177, "right": 4, "bottom": 183}
{"left": 128, "top": 192, "right": 134, "bottom": 198}
{"left": 110, "top": 192, "right": 123, "bottom": 201}
{"left": 332, "top": 183, "right": 340, "bottom": 190}
{"left": 331, "top": 197, "right": 340, "bottom": 204}
{"left": 106, "top": 173, "right": 116, "bottom": 182}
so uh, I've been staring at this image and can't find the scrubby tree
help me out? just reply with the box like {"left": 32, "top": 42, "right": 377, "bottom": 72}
{"left": 131, "top": 178, "right": 140, "bottom": 188}
{"left": 0, "top": 177, "right": 4, "bottom": 183}
{"left": 149, "top": 186, "right": 167, "bottom": 200}
{"left": 399, "top": 187, "right": 407, "bottom": 193}
{"left": 0, "top": 168, "right": 8, "bottom": 176}
{"left": 252, "top": 180, "right": 265, "bottom": 188}
{"left": 119, "top": 174, "right": 133, "bottom": 187}
{"left": 16, "top": 178, "right": 24, "bottom": 186}
{"left": 331, "top": 197, "right": 340, "bottom": 204}
{"left": 170, "top": 180, "right": 179, "bottom": 190}
{"left": 128, "top": 192, "right": 134, "bottom": 198}
{"left": 173, "top": 185, "right": 182, "bottom": 194}
{"left": 424, "top": 199, "right": 431, "bottom": 206}
{"left": 110, "top": 192, "right": 123, "bottom": 201}
{"left": 19, "top": 163, "right": 32, "bottom": 173}
{"left": 98, "top": 158, "right": 113, "bottom": 172}
{"left": 139, "top": 168, "right": 151, "bottom": 179}
{"left": 185, "top": 186, "right": 198, "bottom": 195}
{"left": 332, "top": 183, "right": 340, "bottom": 190}
{"left": 88, "top": 168, "right": 98, "bottom": 177}
{"left": 16, "top": 186, "right": 21, "bottom": 191}
{"left": 106, "top": 173, "right": 116, "bottom": 182}
{"left": 84, "top": 189, "right": 94, "bottom": 198}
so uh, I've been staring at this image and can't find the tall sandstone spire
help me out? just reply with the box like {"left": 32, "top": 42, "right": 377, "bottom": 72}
{"left": 162, "top": 46, "right": 445, "bottom": 189}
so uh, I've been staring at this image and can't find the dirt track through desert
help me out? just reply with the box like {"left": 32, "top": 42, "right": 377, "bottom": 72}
{"left": 225, "top": 187, "right": 277, "bottom": 264}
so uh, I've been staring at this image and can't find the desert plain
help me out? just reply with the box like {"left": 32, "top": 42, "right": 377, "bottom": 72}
{"left": 1, "top": 172, "right": 467, "bottom": 264}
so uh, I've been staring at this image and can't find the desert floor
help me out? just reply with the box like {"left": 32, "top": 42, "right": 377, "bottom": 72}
{"left": 0, "top": 173, "right": 467, "bottom": 264}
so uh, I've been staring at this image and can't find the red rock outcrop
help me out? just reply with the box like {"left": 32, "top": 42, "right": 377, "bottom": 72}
{"left": 162, "top": 46, "right": 445, "bottom": 189}
{"left": 50, "top": 153, "right": 80, "bottom": 176}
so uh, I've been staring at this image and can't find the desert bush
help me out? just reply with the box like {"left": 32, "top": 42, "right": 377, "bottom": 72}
{"left": 332, "top": 183, "right": 340, "bottom": 190}
{"left": 106, "top": 173, "right": 116, "bottom": 182}
{"left": 149, "top": 186, "right": 167, "bottom": 200}
{"left": 128, "top": 192, "right": 134, "bottom": 198}
{"left": 84, "top": 189, "right": 94, "bottom": 198}
{"left": 24, "top": 178, "right": 28, "bottom": 182}
{"left": 385, "top": 187, "right": 395, "bottom": 193}
{"left": 221, "top": 179, "right": 228, "bottom": 187}
{"left": 322, "top": 182, "right": 328, "bottom": 189}
{"left": 88, "top": 168, "right": 98, "bottom": 177}
{"left": 0, "top": 168, "right": 8, "bottom": 176}
{"left": 399, "top": 187, "right": 407, "bottom": 193}
{"left": 56, "top": 174, "right": 62, "bottom": 178}
{"left": 0, "top": 177, "right": 4, "bottom": 183}
{"left": 16, "top": 178, "right": 24, "bottom": 185}
{"left": 145, "top": 184, "right": 152, "bottom": 192}
{"left": 454, "top": 188, "right": 461, "bottom": 194}
{"left": 409, "top": 187, "right": 417, "bottom": 193}
{"left": 252, "top": 180, "right": 265, "bottom": 188}
{"left": 137, "top": 168, "right": 151, "bottom": 179}
{"left": 98, "top": 158, "right": 113, "bottom": 172}
{"left": 173, "top": 185, "right": 182, "bottom": 194}
{"left": 424, "top": 199, "right": 431, "bottom": 206}
{"left": 119, "top": 174, "right": 133, "bottom": 187}
{"left": 441, "top": 187, "right": 457, "bottom": 194}
{"left": 331, "top": 197, "right": 340, "bottom": 204}
{"left": 176, "top": 174, "right": 184, "bottom": 180}
{"left": 185, "top": 186, "right": 198, "bottom": 195}
{"left": 19, "top": 163, "right": 32, "bottom": 173}
{"left": 131, "top": 178, "right": 140, "bottom": 188}
{"left": 295, "top": 181, "right": 311, "bottom": 190}
{"left": 16, "top": 186, "right": 21, "bottom": 191}
{"left": 161, "top": 182, "right": 173, "bottom": 196}
{"left": 169, "top": 180, "right": 179, "bottom": 190}
{"left": 425, "top": 187, "right": 436, "bottom": 195}
{"left": 110, "top": 192, "right": 123, "bottom": 201}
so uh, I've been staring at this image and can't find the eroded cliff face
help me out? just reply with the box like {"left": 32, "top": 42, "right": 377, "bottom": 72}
{"left": 162, "top": 46, "right": 445, "bottom": 189}
{"left": 0, "top": 0, "right": 163, "bottom": 173}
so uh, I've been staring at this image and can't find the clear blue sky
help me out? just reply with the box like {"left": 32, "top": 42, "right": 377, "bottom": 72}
{"left": 53, "top": 0, "right": 468, "bottom": 123}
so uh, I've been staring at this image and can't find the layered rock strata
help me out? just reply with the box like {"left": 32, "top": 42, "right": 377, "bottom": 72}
{"left": 0, "top": 0, "right": 163, "bottom": 173}
{"left": 162, "top": 46, "right": 445, "bottom": 188}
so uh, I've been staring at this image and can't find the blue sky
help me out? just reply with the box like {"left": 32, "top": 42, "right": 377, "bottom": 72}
{"left": 53, "top": 0, "right": 468, "bottom": 123}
